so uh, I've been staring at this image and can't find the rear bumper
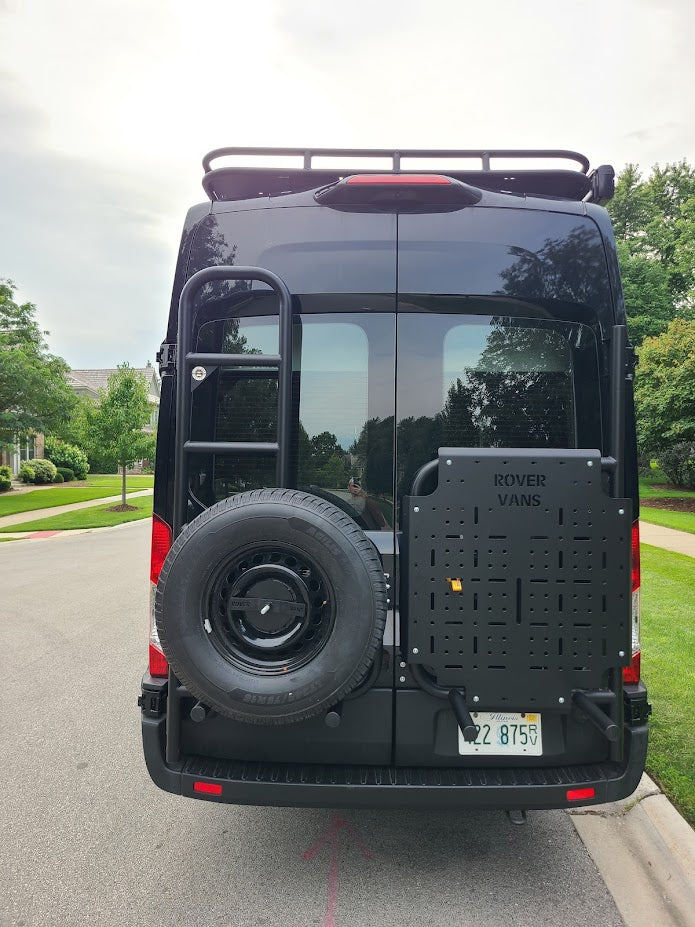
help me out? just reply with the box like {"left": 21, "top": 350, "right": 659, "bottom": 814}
{"left": 141, "top": 707, "right": 649, "bottom": 811}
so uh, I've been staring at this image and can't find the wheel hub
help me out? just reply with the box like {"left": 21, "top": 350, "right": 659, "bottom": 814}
{"left": 206, "top": 545, "right": 334, "bottom": 674}
{"left": 227, "top": 565, "right": 310, "bottom": 649}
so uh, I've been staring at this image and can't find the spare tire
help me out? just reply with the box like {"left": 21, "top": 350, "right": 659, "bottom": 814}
{"left": 155, "top": 488, "right": 387, "bottom": 725}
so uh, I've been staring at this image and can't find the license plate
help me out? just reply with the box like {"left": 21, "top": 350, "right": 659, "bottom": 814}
{"left": 457, "top": 711, "right": 543, "bottom": 756}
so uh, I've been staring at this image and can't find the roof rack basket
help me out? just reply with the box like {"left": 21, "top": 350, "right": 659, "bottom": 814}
{"left": 201, "top": 147, "right": 614, "bottom": 205}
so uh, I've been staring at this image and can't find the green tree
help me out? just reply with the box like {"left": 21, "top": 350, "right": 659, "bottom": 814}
{"left": 0, "top": 279, "right": 75, "bottom": 447}
{"left": 608, "top": 162, "right": 695, "bottom": 345}
{"left": 316, "top": 453, "right": 351, "bottom": 489}
{"left": 50, "top": 392, "right": 97, "bottom": 449}
{"left": 634, "top": 318, "right": 695, "bottom": 458}
{"left": 350, "top": 416, "right": 394, "bottom": 496}
{"left": 609, "top": 163, "right": 656, "bottom": 242}
{"left": 89, "top": 364, "right": 155, "bottom": 507}
{"left": 396, "top": 414, "right": 443, "bottom": 498}
{"left": 641, "top": 162, "right": 695, "bottom": 307}
{"left": 309, "top": 431, "right": 345, "bottom": 469}
{"left": 615, "top": 241, "right": 674, "bottom": 344}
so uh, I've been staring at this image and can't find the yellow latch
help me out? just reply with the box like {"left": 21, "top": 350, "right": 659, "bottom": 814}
{"left": 447, "top": 578, "right": 463, "bottom": 592}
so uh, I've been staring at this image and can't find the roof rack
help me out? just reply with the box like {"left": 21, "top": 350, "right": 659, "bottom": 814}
{"left": 201, "top": 147, "right": 614, "bottom": 205}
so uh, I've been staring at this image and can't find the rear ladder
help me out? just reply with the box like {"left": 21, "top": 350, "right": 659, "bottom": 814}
{"left": 173, "top": 265, "right": 294, "bottom": 537}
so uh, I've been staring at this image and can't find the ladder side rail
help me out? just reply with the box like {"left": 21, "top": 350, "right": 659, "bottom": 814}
{"left": 175, "top": 265, "right": 293, "bottom": 537}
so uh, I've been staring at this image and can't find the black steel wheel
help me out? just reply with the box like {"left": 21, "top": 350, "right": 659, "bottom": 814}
{"left": 206, "top": 545, "right": 335, "bottom": 674}
{"left": 155, "top": 489, "right": 387, "bottom": 725}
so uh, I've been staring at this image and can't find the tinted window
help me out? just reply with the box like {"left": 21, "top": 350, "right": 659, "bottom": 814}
{"left": 191, "top": 312, "right": 395, "bottom": 531}
{"left": 396, "top": 314, "right": 601, "bottom": 504}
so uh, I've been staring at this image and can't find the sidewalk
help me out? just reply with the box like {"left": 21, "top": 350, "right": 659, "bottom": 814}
{"left": 0, "top": 489, "right": 152, "bottom": 529}
{"left": 640, "top": 520, "right": 695, "bottom": 558}
{"left": 570, "top": 774, "right": 695, "bottom": 927}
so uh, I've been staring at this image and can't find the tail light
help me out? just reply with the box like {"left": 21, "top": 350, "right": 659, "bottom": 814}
{"left": 345, "top": 173, "right": 454, "bottom": 185}
{"left": 623, "top": 520, "right": 641, "bottom": 684}
{"left": 149, "top": 514, "right": 172, "bottom": 677}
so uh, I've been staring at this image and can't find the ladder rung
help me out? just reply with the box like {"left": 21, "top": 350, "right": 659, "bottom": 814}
{"left": 186, "top": 352, "right": 281, "bottom": 368}
{"left": 184, "top": 441, "right": 279, "bottom": 456}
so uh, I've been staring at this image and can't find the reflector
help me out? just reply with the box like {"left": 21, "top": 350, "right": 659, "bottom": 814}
{"left": 149, "top": 642, "right": 169, "bottom": 678}
{"left": 631, "top": 521, "right": 640, "bottom": 592}
{"left": 623, "top": 652, "right": 641, "bottom": 685}
{"left": 624, "top": 521, "right": 641, "bottom": 684}
{"left": 566, "top": 787, "right": 595, "bottom": 801}
{"left": 194, "top": 781, "right": 223, "bottom": 795}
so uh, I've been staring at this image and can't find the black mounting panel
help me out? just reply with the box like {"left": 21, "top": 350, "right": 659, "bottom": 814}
{"left": 401, "top": 449, "right": 632, "bottom": 710}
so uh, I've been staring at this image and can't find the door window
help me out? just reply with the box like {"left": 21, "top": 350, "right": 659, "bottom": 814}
{"left": 192, "top": 311, "right": 395, "bottom": 530}
{"left": 396, "top": 313, "right": 601, "bottom": 504}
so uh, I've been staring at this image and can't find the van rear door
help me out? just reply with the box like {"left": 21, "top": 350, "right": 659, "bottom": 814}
{"left": 394, "top": 209, "right": 633, "bottom": 767}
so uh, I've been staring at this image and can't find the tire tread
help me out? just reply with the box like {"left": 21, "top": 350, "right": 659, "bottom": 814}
{"left": 156, "top": 489, "right": 387, "bottom": 725}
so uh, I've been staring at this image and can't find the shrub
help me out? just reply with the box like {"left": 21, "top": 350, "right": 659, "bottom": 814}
{"left": 53, "top": 471, "right": 64, "bottom": 483}
{"left": 26, "top": 458, "right": 57, "bottom": 484}
{"left": 56, "top": 466, "right": 75, "bottom": 482}
{"left": 18, "top": 463, "right": 35, "bottom": 483}
{"left": 659, "top": 443, "right": 695, "bottom": 489}
{"left": 0, "top": 465, "right": 11, "bottom": 492}
{"left": 44, "top": 436, "right": 90, "bottom": 480}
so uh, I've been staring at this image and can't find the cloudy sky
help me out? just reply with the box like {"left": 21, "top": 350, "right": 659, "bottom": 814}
{"left": 1, "top": 0, "right": 693, "bottom": 368}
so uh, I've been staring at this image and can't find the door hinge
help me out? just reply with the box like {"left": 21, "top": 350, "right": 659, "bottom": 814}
{"left": 138, "top": 687, "right": 167, "bottom": 717}
{"left": 626, "top": 345, "right": 638, "bottom": 380}
{"left": 156, "top": 342, "right": 176, "bottom": 376}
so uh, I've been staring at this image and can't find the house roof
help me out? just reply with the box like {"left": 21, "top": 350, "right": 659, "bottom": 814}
{"left": 68, "top": 367, "right": 160, "bottom": 403}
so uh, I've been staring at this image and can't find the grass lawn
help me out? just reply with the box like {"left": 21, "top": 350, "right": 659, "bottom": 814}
{"left": 639, "top": 479, "right": 695, "bottom": 500}
{"left": 641, "top": 544, "right": 695, "bottom": 826}
{"left": 0, "top": 495, "right": 153, "bottom": 532}
{"left": 0, "top": 474, "right": 153, "bottom": 517}
{"left": 640, "top": 507, "right": 695, "bottom": 535}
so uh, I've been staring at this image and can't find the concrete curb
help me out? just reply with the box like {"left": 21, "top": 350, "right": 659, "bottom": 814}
{"left": 569, "top": 774, "right": 695, "bottom": 927}
{"left": 0, "top": 518, "right": 150, "bottom": 541}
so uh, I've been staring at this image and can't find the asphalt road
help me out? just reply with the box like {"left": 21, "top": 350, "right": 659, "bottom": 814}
{"left": 0, "top": 524, "right": 624, "bottom": 927}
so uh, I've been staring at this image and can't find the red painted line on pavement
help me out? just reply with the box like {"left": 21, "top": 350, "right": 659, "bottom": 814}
{"left": 29, "top": 531, "right": 62, "bottom": 539}
{"left": 303, "top": 814, "right": 373, "bottom": 927}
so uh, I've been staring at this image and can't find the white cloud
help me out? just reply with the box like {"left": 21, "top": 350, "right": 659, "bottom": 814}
{"left": 0, "top": 0, "right": 693, "bottom": 366}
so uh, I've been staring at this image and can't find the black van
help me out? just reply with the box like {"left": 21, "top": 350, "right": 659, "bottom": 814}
{"left": 140, "top": 148, "right": 650, "bottom": 810}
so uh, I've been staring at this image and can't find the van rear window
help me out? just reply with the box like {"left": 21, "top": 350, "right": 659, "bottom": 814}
{"left": 396, "top": 314, "right": 601, "bottom": 503}
{"left": 188, "top": 307, "right": 600, "bottom": 530}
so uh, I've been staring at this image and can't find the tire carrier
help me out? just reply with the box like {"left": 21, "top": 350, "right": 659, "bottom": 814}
{"left": 402, "top": 325, "right": 632, "bottom": 762}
